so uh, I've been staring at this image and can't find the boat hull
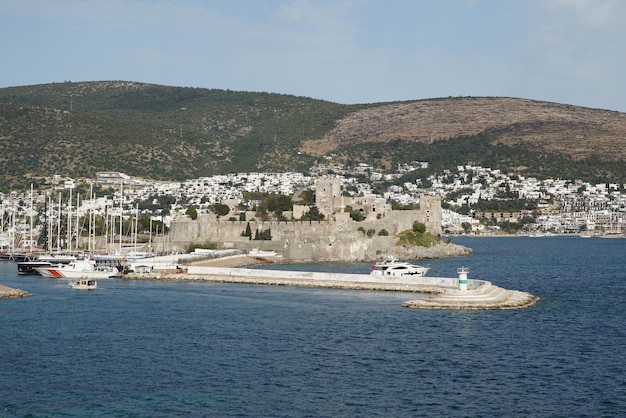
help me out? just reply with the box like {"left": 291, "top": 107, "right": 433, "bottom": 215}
{"left": 33, "top": 258, "right": 118, "bottom": 279}
{"left": 68, "top": 278, "right": 98, "bottom": 290}
{"left": 370, "top": 258, "right": 430, "bottom": 277}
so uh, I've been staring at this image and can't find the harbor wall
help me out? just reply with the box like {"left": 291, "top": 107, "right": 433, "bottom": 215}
{"left": 184, "top": 265, "right": 486, "bottom": 290}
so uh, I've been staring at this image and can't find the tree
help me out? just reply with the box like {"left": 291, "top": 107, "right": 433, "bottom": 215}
{"left": 241, "top": 222, "right": 252, "bottom": 239}
{"left": 350, "top": 210, "right": 364, "bottom": 221}
{"left": 299, "top": 189, "right": 315, "bottom": 205}
{"left": 412, "top": 221, "right": 426, "bottom": 233}
{"left": 254, "top": 228, "right": 272, "bottom": 240}
{"left": 186, "top": 207, "right": 198, "bottom": 220}
{"left": 211, "top": 203, "right": 230, "bottom": 217}
{"left": 301, "top": 205, "right": 324, "bottom": 221}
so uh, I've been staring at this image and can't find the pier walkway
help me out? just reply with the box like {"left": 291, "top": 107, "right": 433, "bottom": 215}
{"left": 127, "top": 259, "right": 539, "bottom": 310}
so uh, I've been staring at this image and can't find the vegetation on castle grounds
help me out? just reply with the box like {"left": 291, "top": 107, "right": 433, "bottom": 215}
{"left": 396, "top": 221, "right": 440, "bottom": 247}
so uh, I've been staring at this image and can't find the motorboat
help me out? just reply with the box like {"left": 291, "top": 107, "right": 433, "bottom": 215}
{"left": 34, "top": 258, "right": 118, "bottom": 279}
{"left": 17, "top": 254, "right": 77, "bottom": 275}
{"left": 18, "top": 260, "right": 54, "bottom": 275}
{"left": 370, "top": 257, "right": 430, "bottom": 277}
{"left": 68, "top": 277, "right": 98, "bottom": 290}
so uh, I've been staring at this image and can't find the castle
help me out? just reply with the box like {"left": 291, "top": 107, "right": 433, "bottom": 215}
{"left": 168, "top": 177, "right": 441, "bottom": 262}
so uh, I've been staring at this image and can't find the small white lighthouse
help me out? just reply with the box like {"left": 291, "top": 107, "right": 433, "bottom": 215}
{"left": 457, "top": 267, "right": 469, "bottom": 291}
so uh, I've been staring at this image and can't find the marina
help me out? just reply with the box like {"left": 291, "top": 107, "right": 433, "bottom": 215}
{"left": 0, "top": 236, "right": 624, "bottom": 417}
{"left": 1, "top": 251, "right": 538, "bottom": 308}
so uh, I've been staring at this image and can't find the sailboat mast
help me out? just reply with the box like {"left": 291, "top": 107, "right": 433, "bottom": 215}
{"left": 57, "top": 192, "right": 62, "bottom": 252}
{"left": 75, "top": 192, "right": 80, "bottom": 250}
{"left": 119, "top": 181, "right": 123, "bottom": 255}
{"left": 104, "top": 203, "right": 109, "bottom": 255}
{"left": 29, "top": 184, "right": 34, "bottom": 251}
{"left": 47, "top": 193, "right": 52, "bottom": 252}
{"left": 68, "top": 186, "right": 73, "bottom": 253}
{"left": 133, "top": 203, "right": 138, "bottom": 255}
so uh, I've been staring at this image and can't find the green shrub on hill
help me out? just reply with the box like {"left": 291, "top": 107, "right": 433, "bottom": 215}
{"left": 396, "top": 223, "right": 439, "bottom": 247}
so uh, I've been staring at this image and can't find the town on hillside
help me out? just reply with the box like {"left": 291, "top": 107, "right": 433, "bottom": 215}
{"left": 1, "top": 160, "right": 625, "bottom": 257}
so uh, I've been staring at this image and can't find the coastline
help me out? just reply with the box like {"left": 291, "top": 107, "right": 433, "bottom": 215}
{"left": 447, "top": 232, "right": 625, "bottom": 238}
{"left": 0, "top": 250, "right": 539, "bottom": 309}
{"left": 0, "top": 284, "right": 31, "bottom": 300}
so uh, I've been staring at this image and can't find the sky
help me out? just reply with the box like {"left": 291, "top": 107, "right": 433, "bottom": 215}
{"left": 1, "top": 0, "right": 625, "bottom": 112}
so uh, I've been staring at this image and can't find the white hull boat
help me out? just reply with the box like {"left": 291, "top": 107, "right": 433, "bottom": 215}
{"left": 68, "top": 277, "right": 98, "bottom": 290}
{"left": 34, "top": 258, "right": 118, "bottom": 279}
{"left": 370, "top": 257, "right": 430, "bottom": 277}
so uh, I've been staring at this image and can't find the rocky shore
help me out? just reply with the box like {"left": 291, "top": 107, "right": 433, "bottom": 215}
{"left": 386, "top": 242, "right": 472, "bottom": 261}
{"left": 0, "top": 285, "right": 32, "bottom": 300}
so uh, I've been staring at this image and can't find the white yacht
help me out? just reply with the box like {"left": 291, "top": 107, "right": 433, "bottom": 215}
{"left": 370, "top": 257, "right": 430, "bottom": 277}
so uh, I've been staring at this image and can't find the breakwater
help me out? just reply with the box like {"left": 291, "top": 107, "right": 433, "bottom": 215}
{"left": 126, "top": 264, "right": 538, "bottom": 310}
{"left": 0, "top": 284, "right": 31, "bottom": 299}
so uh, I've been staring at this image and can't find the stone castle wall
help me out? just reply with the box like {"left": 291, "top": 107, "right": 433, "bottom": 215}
{"left": 167, "top": 177, "right": 442, "bottom": 262}
{"left": 169, "top": 203, "right": 442, "bottom": 262}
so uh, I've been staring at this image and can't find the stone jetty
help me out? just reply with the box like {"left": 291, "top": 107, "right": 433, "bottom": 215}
{"left": 401, "top": 282, "right": 539, "bottom": 310}
{"left": 0, "top": 284, "right": 32, "bottom": 300}
{"left": 126, "top": 258, "right": 539, "bottom": 310}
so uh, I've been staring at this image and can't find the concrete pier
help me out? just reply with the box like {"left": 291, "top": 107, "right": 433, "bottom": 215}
{"left": 401, "top": 282, "right": 539, "bottom": 310}
{"left": 126, "top": 263, "right": 539, "bottom": 310}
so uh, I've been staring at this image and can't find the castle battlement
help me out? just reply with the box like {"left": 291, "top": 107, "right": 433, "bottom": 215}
{"left": 168, "top": 179, "right": 441, "bottom": 262}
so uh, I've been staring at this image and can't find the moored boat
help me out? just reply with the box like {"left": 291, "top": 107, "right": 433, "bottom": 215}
{"left": 370, "top": 257, "right": 430, "bottom": 277}
{"left": 17, "top": 254, "right": 77, "bottom": 275}
{"left": 34, "top": 258, "right": 118, "bottom": 279}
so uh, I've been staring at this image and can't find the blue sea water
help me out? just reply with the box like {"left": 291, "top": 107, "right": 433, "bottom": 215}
{"left": 0, "top": 236, "right": 625, "bottom": 417}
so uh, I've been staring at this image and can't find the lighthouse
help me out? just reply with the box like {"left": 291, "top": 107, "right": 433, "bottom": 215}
{"left": 457, "top": 267, "right": 469, "bottom": 291}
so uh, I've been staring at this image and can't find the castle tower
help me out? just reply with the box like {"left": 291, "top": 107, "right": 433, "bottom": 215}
{"left": 420, "top": 194, "right": 442, "bottom": 234}
{"left": 315, "top": 176, "right": 341, "bottom": 219}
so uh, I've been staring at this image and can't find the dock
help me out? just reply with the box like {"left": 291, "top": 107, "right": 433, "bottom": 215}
{"left": 126, "top": 263, "right": 539, "bottom": 310}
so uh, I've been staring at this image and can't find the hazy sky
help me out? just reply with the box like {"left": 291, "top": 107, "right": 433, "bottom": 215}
{"left": 1, "top": 0, "right": 624, "bottom": 111}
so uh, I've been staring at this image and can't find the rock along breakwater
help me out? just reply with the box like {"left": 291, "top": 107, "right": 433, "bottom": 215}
{"left": 0, "top": 284, "right": 32, "bottom": 300}
{"left": 126, "top": 260, "right": 539, "bottom": 310}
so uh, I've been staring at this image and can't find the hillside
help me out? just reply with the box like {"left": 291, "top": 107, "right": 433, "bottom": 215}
{"left": 0, "top": 81, "right": 368, "bottom": 190}
{"left": 1, "top": 81, "right": 626, "bottom": 191}
{"left": 304, "top": 97, "right": 626, "bottom": 160}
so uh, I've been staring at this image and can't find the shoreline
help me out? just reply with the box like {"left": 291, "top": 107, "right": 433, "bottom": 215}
{"left": 0, "top": 284, "right": 32, "bottom": 300}
{"left": 1, "top": 254, "right": 540, "bottom": 309}
{"left": 447, "top": 232, "right": 625, "bottom": 238}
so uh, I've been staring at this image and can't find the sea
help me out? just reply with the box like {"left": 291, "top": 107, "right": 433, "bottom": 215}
{"left": 0, "top": 236, "right": 624, "bottom": 417}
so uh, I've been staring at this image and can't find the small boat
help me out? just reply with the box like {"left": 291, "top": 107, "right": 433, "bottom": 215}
{"left": 249, "top": 249, "right": 281, "bottom": 257}
{"left": 370, "top": 257, "right": 430, "bottom": 277}
{"left": 68, "top": 277, "right": 98, "bottom": 290}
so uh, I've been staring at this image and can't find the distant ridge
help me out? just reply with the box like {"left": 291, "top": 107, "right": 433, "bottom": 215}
{"left": 1, "top": 81, "right": 625, "bottom": 191}
{"left": 304, "top": 97, "right": 626, "bottom": 161}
